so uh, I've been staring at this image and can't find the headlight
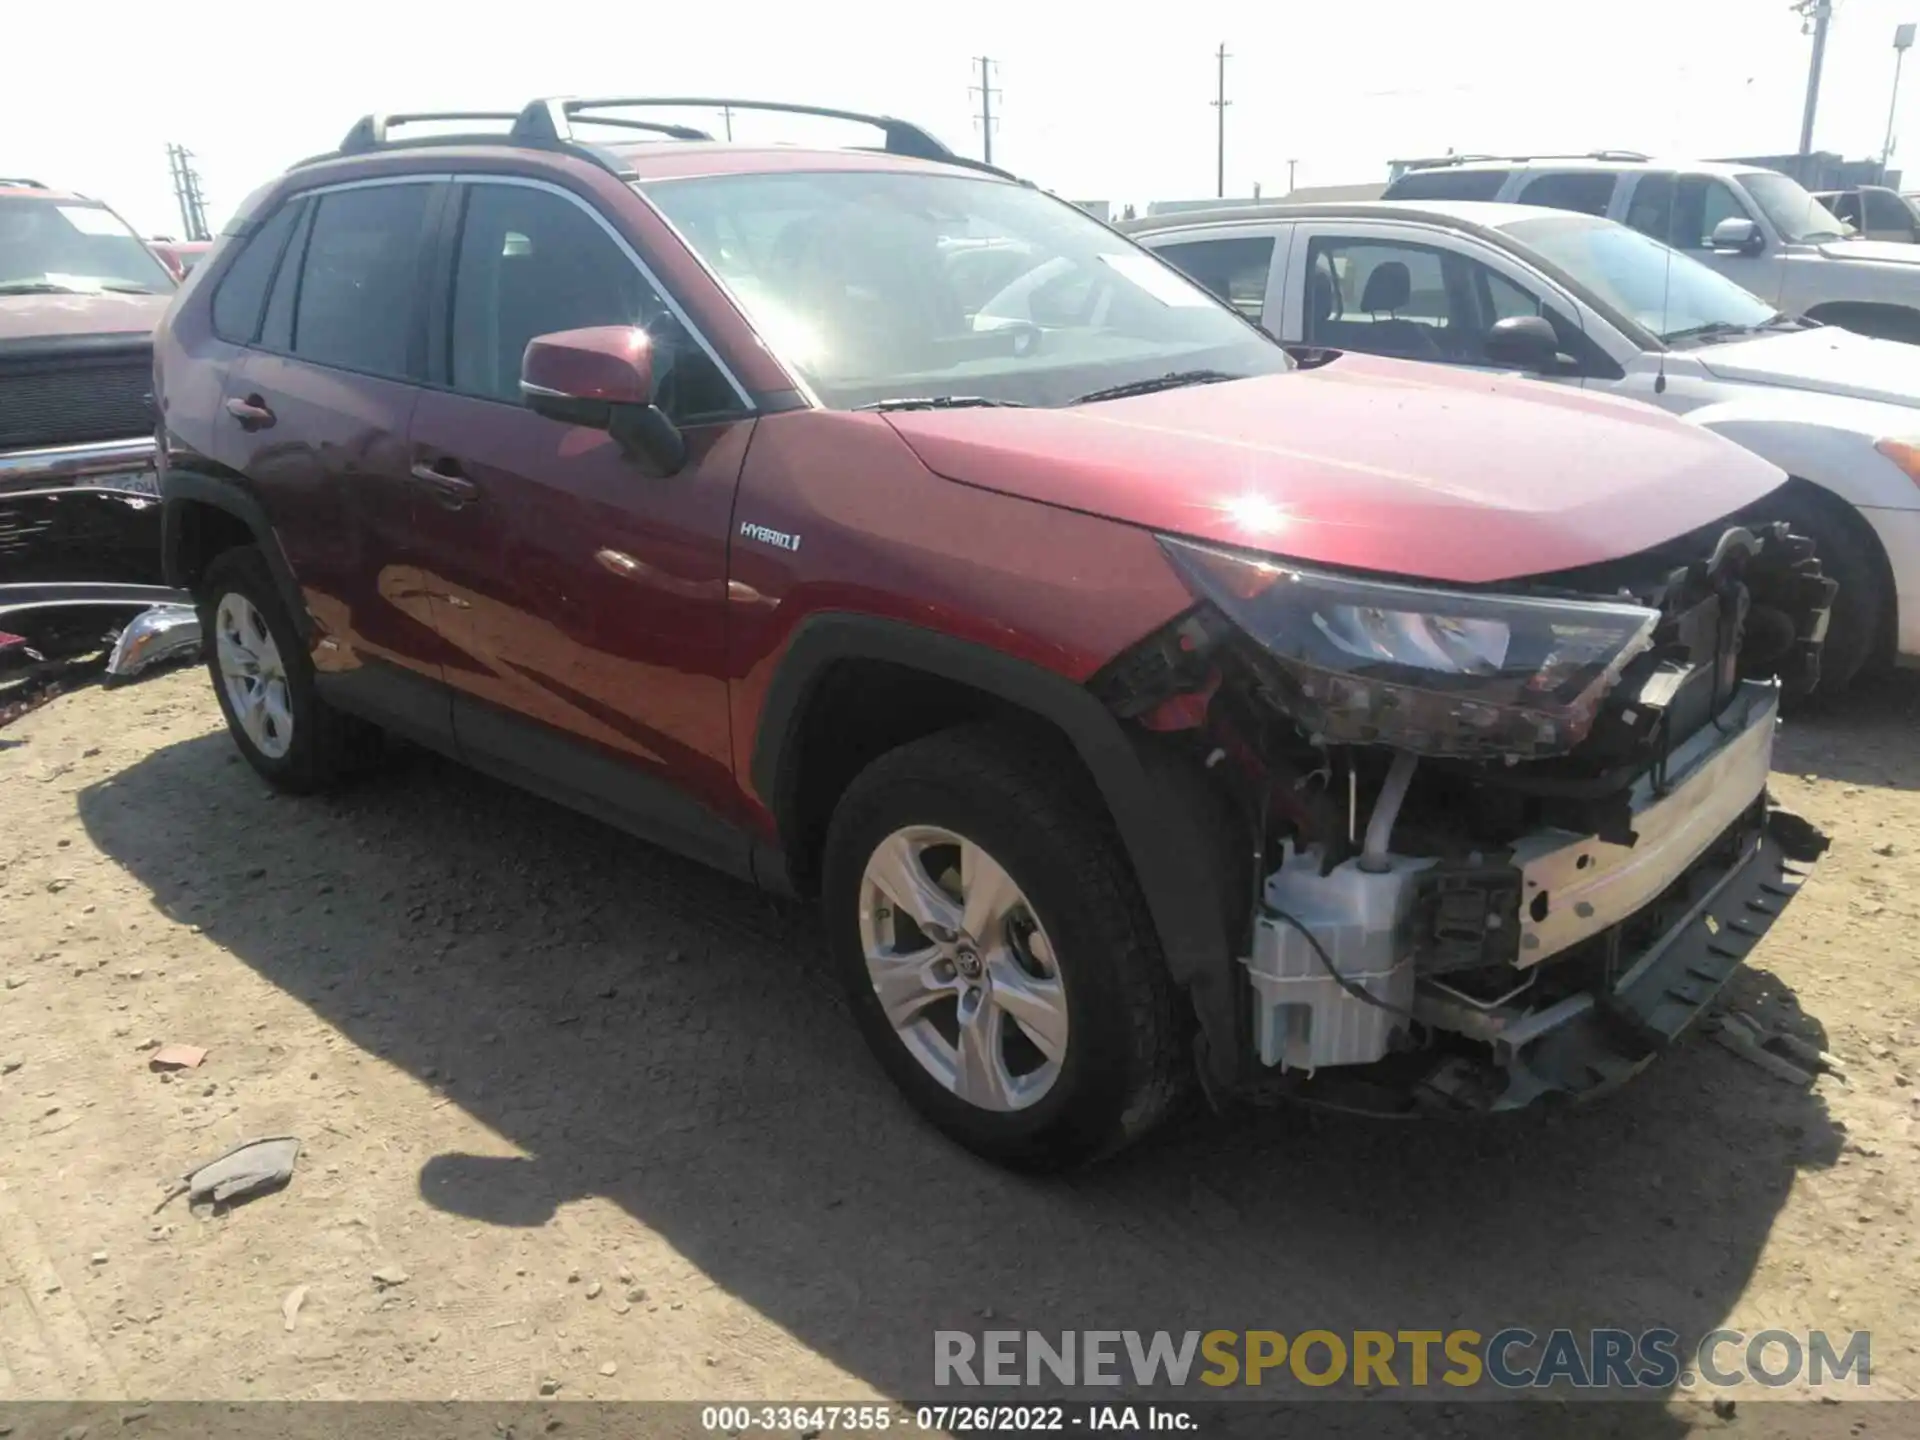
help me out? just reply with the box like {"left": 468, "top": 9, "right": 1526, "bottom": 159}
{"left": 1874, "top": 436, "right": 1920, "bottom": 489}
{"left": 1159, "top": 535, "right": 1659, "bottom": 758}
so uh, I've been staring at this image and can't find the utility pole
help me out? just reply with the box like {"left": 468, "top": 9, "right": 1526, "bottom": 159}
{"left": 1287, "top": 158, "right": 1298, "bottom": 194}
{"left": 971, "top": 57, "right": 999, "bottom": 165}
{"left": 719, "top": 105, "right": 735, "bottom": 141}
{"left": 1884, "top": 24, "right": 1916, "bottom": 182}
{"left": 165, "top": 143, "right": 210, "bottom": 242}
{"left": 1797, "top": 0, "right": 1834, "bottom": 157}
{"left": 1211, "top": 43, "right": 1232, "bottom": 198}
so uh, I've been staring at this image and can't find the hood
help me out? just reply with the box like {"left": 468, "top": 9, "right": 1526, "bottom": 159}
{"left": 1815, "top": 238, "right": 1920, "bottom": 265}
{"left": 0, "top": 289, "right": 170, "bottom": 344}
{"left": 882, "top": 354, "right": 1786, "bottom": 586}
{"left": 1694, "top": 323, "right": 1920, "bottom": 407}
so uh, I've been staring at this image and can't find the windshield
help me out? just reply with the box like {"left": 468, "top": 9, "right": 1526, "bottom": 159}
{"left": 1740, "top": 171, "right": 1851, "bottom": 244}
{"left": 642, "top": 170, "right": 1288, "bottom": 409}
{"left": 0, "top": 197, "right": 176, "bottom": 294}
{"left": 1502, "top": 213, "right": 1776, "bottom": 343}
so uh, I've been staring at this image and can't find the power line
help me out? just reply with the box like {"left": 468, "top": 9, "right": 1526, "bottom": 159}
{"left": 970, "top": 57, "right": 1000, "bottom": 165}
{"left": 165, "top": 143, "right": 210, "bottom": 242}
{"left": 1211, "top": 43, "right": 1232, "bottom": 198}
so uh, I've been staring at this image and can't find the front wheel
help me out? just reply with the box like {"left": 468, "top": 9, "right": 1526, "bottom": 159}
{"left": 821, "top": 725, "right": 1187, "bottom": 1170}
{"left": 1751, "top": 491, "right": 1888, "bottom": 696}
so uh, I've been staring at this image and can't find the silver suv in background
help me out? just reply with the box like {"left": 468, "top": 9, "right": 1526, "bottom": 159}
{"left": 1383, "top": 154, "right": 1920, "bottom": 344}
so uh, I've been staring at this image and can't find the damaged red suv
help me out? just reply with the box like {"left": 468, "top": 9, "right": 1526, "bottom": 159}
{"left": 154, "top": 99, "right": 1834, "bottom": 1167}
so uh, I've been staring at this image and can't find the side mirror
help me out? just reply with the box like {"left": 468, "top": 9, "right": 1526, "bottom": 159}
{"left": 1710, "top": 217, "right": 1764, "bottom": 256}
{"left": 1483, "top": 314, "right": 1563, "bottom": 372}
{"left": 520, "top": 325, "right": 685, "bottom": 473}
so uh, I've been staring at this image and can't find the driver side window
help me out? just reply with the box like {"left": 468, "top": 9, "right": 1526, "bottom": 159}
{"left": 446, "top": 182, "right": 739, "bottom": 423}
{"left": 1303, "top": 237, "right": 1452, "bottom": 357}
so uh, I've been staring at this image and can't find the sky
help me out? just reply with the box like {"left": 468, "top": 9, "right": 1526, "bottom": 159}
{"left": 10, "top": 0, "right": 1920, "bottom": 236}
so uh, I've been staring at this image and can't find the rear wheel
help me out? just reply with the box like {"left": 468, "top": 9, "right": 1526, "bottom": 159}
{"left": 821, "top": 725, "right": 1187, "bottom": 1169}
{"left": 198, "top": 546, "right": 381, "bottom": 792}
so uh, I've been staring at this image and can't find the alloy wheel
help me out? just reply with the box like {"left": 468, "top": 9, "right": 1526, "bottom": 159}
{"left": 857, "top": 825, "right": 1068, "bottom": 1112}
{"left": 214, "top": 592, "right": 294, "bottom": 760}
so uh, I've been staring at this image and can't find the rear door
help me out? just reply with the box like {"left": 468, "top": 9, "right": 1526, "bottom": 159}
{"left": 223, "top": 177, "right": 452, "bottom": 742}
{"left": 1138, "top": 225, "right": 1290, "bottom": 330}
{"left": 405, "top": 176, "right": 757, "bottom": 869}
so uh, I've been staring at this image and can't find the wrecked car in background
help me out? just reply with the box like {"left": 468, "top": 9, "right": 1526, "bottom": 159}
{"left": 1, "top": 177, "right": 195, "bottom": 696}
{"left": 156, "top": 99, "right": 1834, "bottom": 1166}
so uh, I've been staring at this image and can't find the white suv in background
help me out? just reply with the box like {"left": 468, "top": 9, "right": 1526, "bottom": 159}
{"left": 1382, "top": 155, "right": 1920, "bottom": 344}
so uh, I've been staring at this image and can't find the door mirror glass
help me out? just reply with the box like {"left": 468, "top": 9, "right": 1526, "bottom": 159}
{"left": 1709, "top": 217, "right": 1763, "bottom": 255}
{"left": 520, "top": 325, "right": 684, "bottom": 472}
{"left": 1482, "top": 314, "right": 1562, "bottom": 371}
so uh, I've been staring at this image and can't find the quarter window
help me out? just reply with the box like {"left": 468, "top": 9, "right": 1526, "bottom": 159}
{"left": 289, "top": 184, "right": 432, "bottom": 378}
{"left": 446, "top": 183, "right": 737, "bottom": 422}
{"left": 210, "top": 202, "right": 299, "bottom": 344}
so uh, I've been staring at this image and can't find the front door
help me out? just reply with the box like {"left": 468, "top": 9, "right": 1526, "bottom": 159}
{"left": 222, "top": 177, "right": 453, "bottom": 742}
{"left": 405, "top": 177, "right": 756, "bottom": 871}
{"left": 1280, "top": 223, "right": 1599, "bottom": 384}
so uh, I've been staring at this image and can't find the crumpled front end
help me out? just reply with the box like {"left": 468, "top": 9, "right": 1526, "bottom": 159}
{"left": 1093, "top": 512, "right": 1836, "bottom": 1113}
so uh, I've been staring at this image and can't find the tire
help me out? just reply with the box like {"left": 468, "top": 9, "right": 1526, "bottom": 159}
{"left": 821, "top": 724, "right": 1188, "bottom": 1170}
{"left": 1749, "top": 488, "right": 1888, "bottom": 696}
{"left": 197, "top": 546, "right": 381, "bottom": 792}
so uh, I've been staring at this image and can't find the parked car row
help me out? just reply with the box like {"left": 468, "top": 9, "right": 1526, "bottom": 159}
{"left": 139, "top": 99, "right": 1838, "bottom": 1168}
{"left": 1383, "top": 153, "right": 1920, "bottom": 345}
{"left": 1125, "top": 198, "right": 1920, "bottom": 693}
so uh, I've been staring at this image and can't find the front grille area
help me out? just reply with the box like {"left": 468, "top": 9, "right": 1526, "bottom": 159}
{"left": 0, "top": 346, "right": 154, "bottom": 452}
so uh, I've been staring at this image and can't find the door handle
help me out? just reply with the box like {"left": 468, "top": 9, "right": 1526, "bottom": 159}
{"left": 224, "top": 395, "right": 275, "bottom": 429}
{"left": 409, "top": 460, "right": 479, "bottom": 507}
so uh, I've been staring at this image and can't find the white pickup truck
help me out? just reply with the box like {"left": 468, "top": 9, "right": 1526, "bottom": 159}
{"left": 1382, "top": 155, "right": 1920, "bottom": 344}
{"left": 1118, "top": 199, "right": 1920, "bottom": 694}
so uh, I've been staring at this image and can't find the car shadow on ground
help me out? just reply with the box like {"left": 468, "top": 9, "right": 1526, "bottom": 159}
{"left": 78, "top": 734, "right": 1845, "bottom": 1428}
{"left": 1775, "top": 668, "right": 1920, "bottom": 791}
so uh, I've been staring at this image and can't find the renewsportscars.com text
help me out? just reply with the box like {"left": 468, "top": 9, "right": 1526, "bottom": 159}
{"left": 934, "top": 1328, "right": 1872, "bottom": 1391}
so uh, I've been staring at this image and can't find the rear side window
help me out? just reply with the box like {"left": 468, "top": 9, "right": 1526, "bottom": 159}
{"left": 210, "top": 202, "right": 299, "bottom": 343}
{"left": 290, "top": 184, "right": 432, "bottom": 379}
{"left": 1516, "top": 172, "right": 1616, "bottom": 217}
{"left": 1864, "top": 189, "right": 1914, "bottom": 235}
{"left": 1384, "top": 169, "right": 1509, "bottom": 201}
{"left": 1151, "top": 236, "right": 1275, "bottom": 322}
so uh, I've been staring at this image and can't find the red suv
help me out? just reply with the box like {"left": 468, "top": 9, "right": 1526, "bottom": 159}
{"left": 154, "top": 99, "right": 1834, "bottom": 1167}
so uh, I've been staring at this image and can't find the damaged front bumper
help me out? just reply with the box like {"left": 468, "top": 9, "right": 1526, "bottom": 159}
{"left": 1240, "top": 681, "right": 1827, "bottom": 1113}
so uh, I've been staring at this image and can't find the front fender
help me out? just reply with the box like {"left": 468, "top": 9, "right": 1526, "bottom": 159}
{"left": 1685, "top": 395, "right": 1920, "bottom": 512}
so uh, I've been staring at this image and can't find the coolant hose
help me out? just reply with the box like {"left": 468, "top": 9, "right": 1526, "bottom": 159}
{"left": 1358, "top": 751, "right": 1418, "bottom": 873}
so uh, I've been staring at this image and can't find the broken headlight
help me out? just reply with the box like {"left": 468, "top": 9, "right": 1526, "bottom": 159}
{"left": 1160, "top": 536, "right": 1659, "bottom": 758}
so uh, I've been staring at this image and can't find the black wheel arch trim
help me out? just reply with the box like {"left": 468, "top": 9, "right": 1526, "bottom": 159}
{"left": 160, "top": 468, "right": 311, "bottom": 641}
{"left": 752, "top": 611, "right": 1246, "bottom": 1086}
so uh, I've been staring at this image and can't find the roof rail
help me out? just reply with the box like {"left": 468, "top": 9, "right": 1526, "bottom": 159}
{"left": 0, "top": 176, "right": 48, "bottom": 189}
{"left": 514, "top": 96, "right": 957, "bottom": 162}
{"left": 1409, "top": 149, "right": 1651, "bottom": 170}
{"left": 337, "top": 110, "right": 523, "bottom": 152}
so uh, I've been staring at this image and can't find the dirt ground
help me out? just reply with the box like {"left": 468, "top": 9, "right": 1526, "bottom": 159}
{"left": 2, "top": 664, "right": 1918, "bottom": 1430}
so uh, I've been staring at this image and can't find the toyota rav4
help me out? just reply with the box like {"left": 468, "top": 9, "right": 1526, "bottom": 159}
{"left": 154, "top": 99, "right": 1834, "bottom": 1168}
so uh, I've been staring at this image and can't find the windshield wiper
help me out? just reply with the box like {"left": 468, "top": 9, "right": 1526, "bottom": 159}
{"left": 98, "top": 283, "right": 167, "bottom": 295}
{"left": 1069, "top": 370, "right": 1241, "bottom": 405}
{"left": 1661, "top": 321, "right": 1755, "bottom": 345}
{"left": 1761, "top": 311, "right": 1818, "bottom": 331}
{"left": 856, "top": 396, "right": 1029, "bottom": 412}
